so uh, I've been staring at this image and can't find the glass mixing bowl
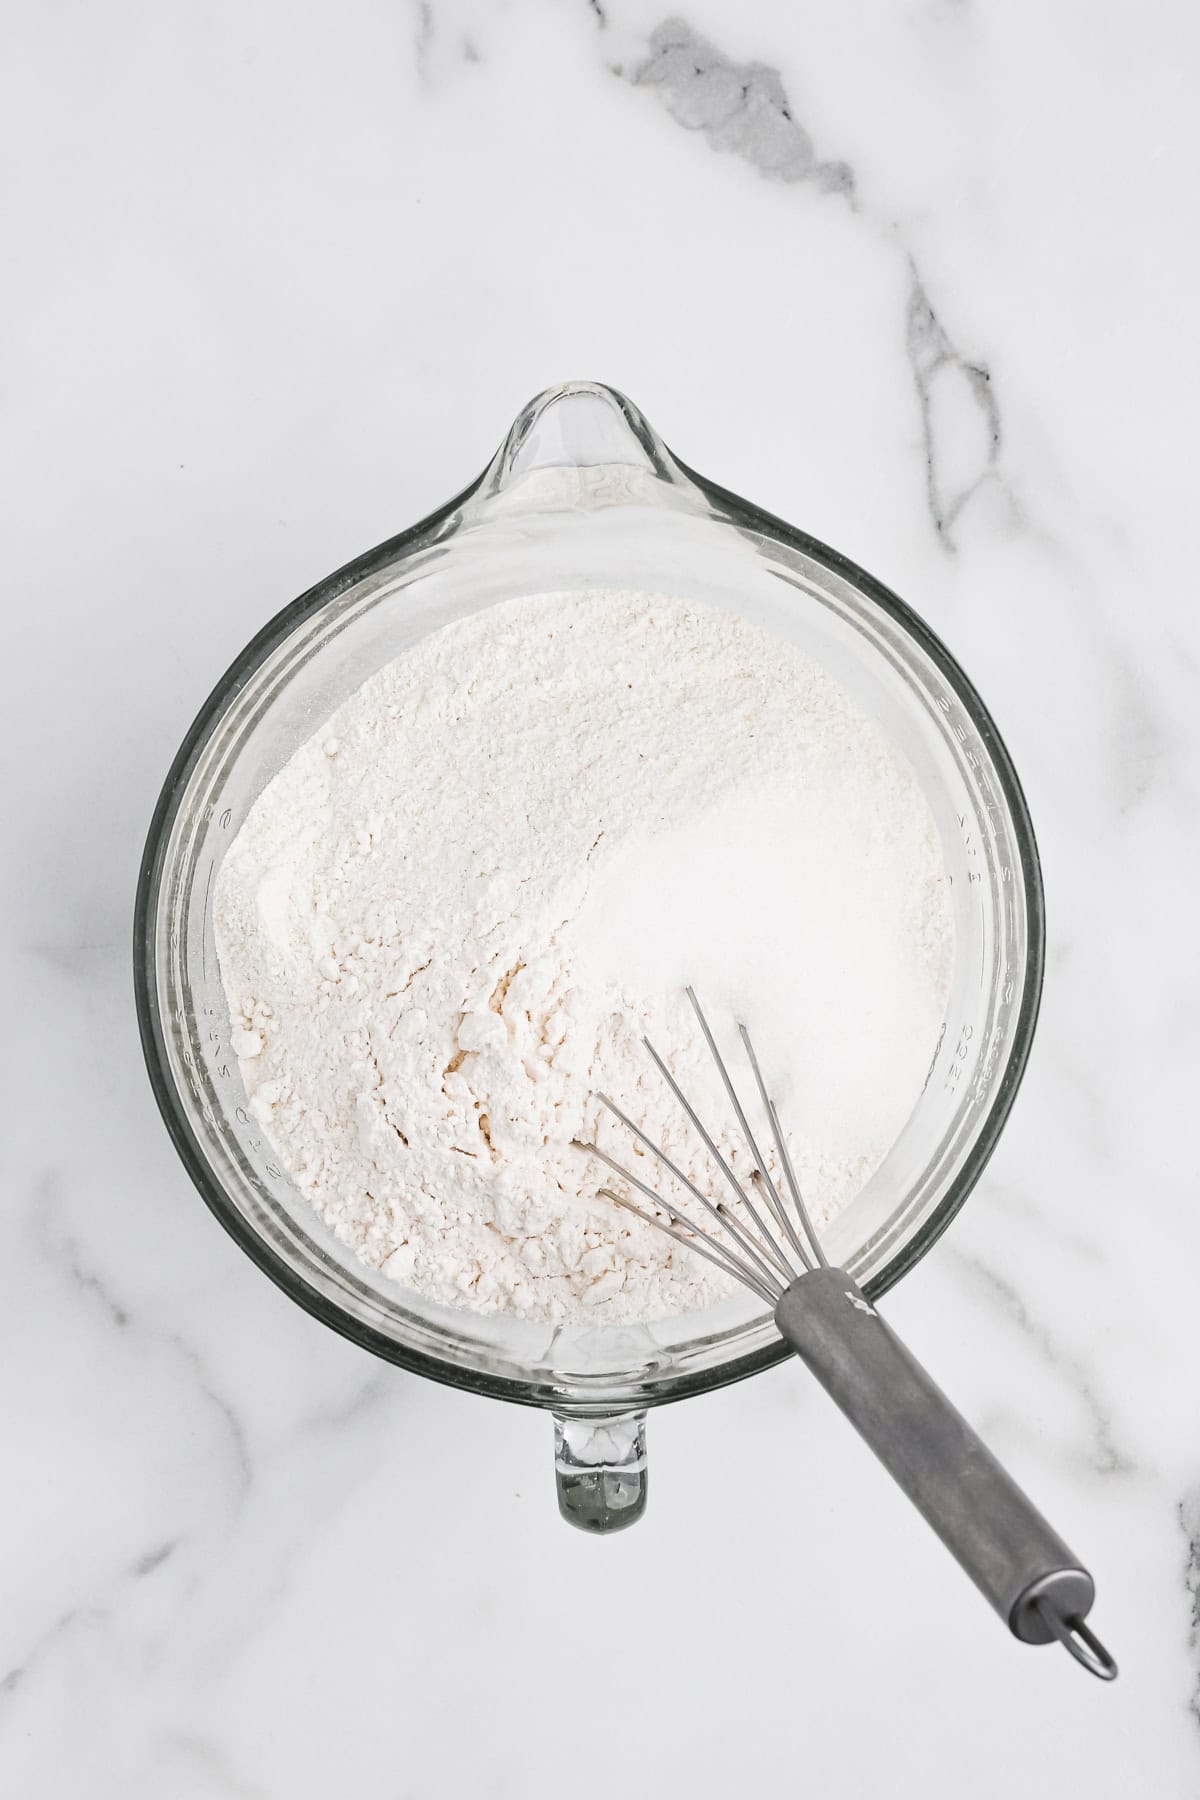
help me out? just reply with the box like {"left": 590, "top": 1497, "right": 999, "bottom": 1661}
{"left": 135, "top": 381, "right": 1044, "bottom": 1532}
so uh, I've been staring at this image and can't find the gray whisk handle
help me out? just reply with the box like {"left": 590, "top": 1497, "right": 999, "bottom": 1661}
{"left": 776, "top": 1268, "right": 1116, "bottom": 1678}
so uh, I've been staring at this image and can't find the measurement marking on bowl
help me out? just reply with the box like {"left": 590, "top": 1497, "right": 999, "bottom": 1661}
{"left": 200, "top": 862, "right": 214, "bottom": 980}
{"left": 972, "top": 1023, "right": 1005, "bottom": 1105}
{"left": 944, "top": 1021, "right": 975, "bottom": 1094}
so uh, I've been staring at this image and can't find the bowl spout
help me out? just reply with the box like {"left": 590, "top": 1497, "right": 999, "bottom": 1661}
{"left": 480, "top": 379, "right": 692, "bottom": 502}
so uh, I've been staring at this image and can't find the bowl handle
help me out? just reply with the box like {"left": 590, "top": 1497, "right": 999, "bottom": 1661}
{"left": 553, "top": 1410, "right": 648, "bottom": 1533}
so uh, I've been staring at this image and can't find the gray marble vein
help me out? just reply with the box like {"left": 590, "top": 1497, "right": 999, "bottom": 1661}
{"left": 623, "top": 18, "right": 1020, "bottom": 550}
{"left": 0, "top": 1531, "right": 176, "bottom": 1704}
{"left": 1106, "top": 650, "right": 1171, "bottom": 814}
{"left": 29, "top": 1173, "right": 253, "bottom": 1501}
{"left": 30, "top": 932, "right": 125, "bottom": 979}
{"left": 1, "top": 1605, "right": 107, "bottom": 1703}
{"left": 44, "top": 1214, "right": 131, "bottom": 1329}
{"left": 949, "top": 1250, "right": 1134, "bottom": 1478}
{"left": 167, "top": 1331, "right": 255, "bottom": 1501}
{"left": 1182, "top": 1488, "right": 1200, "bottom": 1728}
{"left": 905, "top": 266, "right": 1007, "bottom": 548}
{"left": 413, "top": 0, "right": 433, "bottom": 84}
{"left": 131, "top": 1539, "right": 179, "bottom": 1578}
{"left": 286, "top": 1369, "right": 393, "bottom": 1443}
{"left": 154, "top": 1736, "right": 271, "bottom": 1800}
{"left": 630, "top": 20, "right": 854, "bottom": 197}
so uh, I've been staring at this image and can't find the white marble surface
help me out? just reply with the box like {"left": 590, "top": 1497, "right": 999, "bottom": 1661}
{"left": 5, "top": 1, "right": 1200, "bottom": 1793}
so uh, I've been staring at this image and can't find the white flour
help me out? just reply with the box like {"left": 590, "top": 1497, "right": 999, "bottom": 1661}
{"left": 215, "top": 591, "right": 953, "bottom": 1323}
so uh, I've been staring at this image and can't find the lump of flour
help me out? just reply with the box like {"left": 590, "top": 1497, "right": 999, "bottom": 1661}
{"left": 214, "top": 592, "right": 953, "bottom": 1323}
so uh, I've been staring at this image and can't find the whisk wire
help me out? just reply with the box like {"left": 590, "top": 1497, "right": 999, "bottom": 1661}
{"left": 686, "top": 986, "right": 815, "bottom": 1273}
{"left": 596, "top": 1187, "right": 781, "bottom": 1306}
{"left": 581, "top": 999, "right": 829, "bottom": 1303}
{"left": 768, "top": 1094, "right": 828, "bottom": 1271}
{"left": 738, "top": 1023, "right": 829, "bottom": 1270}
{"left": 640, "top": 1037, "right": 799, "bottom": 1284}
{"left": 585, "top": 1114, "right": 788, "bottom": 1297}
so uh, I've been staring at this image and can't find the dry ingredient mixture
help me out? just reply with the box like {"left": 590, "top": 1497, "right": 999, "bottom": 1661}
{"left": 215, "top": 592, "right": 953, "bottom": 1323}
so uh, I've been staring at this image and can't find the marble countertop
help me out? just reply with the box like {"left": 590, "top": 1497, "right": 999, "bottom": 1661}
{"left": 6, "top": 2, "right": 1198, "bottom": 1794}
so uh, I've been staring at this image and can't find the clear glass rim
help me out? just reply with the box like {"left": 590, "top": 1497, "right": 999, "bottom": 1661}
{"left": 134, "top": 414, "right": 1045, "bottom": 1412}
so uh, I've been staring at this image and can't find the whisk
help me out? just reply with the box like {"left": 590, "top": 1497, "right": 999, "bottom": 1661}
{"left": 574, "top": 988, "right": 1117, "bottom": 1681}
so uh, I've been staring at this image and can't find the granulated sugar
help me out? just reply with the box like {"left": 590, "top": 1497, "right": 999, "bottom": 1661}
{"left": 214, "top": 591, "right": 953, "bottom": 1322}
